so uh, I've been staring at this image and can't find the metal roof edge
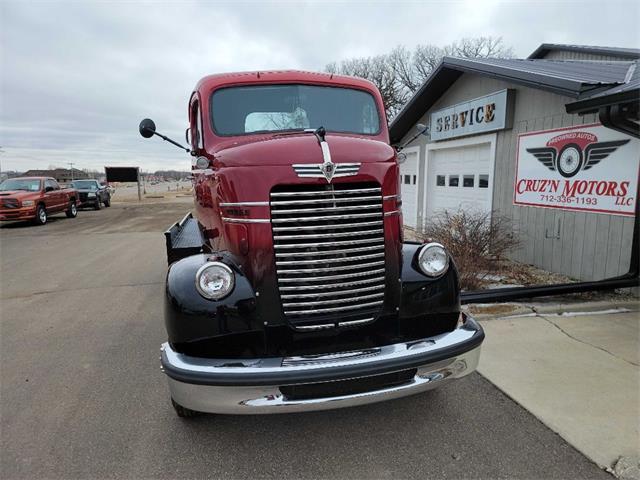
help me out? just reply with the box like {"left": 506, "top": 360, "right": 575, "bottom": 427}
{"left": 528, "top": 43, "right": 640, "bottom": 60}
{"left": 566, "top": 88, "right": 640, "bottom": 114}
{"left": 443, "top": 57, "right": 585, "bottom": 94}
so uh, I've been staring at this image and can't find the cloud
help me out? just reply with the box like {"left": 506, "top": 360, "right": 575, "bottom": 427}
{"left": 1, "top": 0, "right": 638, "bottom": 172}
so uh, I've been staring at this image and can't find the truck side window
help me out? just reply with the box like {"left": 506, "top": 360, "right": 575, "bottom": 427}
{"left": 45, "top": 179, "right": 59, "bottom": 191}
{"left": 196, "top": 103, "right": 204, "bottom": 149}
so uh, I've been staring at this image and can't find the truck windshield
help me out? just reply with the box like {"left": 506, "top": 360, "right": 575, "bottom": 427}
{"left": 0, "top": 179, "right": 41, "bottom": 192}
{"left": 211, "top": 84, "right": 381, "bottom": 136}
{"left": 71, "top": 180, "right": 98, "bottom": 190}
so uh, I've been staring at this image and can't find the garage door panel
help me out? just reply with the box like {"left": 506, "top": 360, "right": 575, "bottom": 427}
{"left": 399, "top": 151, "right": 418, "bottom": 228}
{"left": 426, "top": 143, "right": 492, "bottom": 222}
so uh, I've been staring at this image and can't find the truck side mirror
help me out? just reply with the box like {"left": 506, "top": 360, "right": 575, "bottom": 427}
{"left": 138, "top": 118, "right": 191, "bottom": 154}
{"left": 45, "top": 186, "right": 54, "bottom": 192}
{"left": 139, "top": 118, "right": 157, "bottom": 138}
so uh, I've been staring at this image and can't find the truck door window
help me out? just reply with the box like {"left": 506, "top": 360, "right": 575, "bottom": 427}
{"left": 45, "top": 179, "right": 59, "bottom": 191}
{"left": 196, "top": 103, "right": 204, "bottom": 149}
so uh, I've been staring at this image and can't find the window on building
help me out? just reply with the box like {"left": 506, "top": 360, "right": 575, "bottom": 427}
{"left": 449, "top": 175, "right": 459, "bottom": 187}
{"left": 436, "top": 175, "right": 445, "bottom": 186}
{"left": 463, "top": 175, "right": 475, "bottom": 187}
{"left": 479, "top": 174, "right": 489, "bottom": 188}
{"left": 404, "top": 175, "right": 411, "bottom": 185}
{"left": 412, "top": 175, "right": 417, "bottom": 185}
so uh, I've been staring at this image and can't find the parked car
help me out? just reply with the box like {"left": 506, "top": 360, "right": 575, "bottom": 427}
{"left": 140, "top": 71, "right": 484, "bottom": 418}
{"left": 0, "top": 177, "right": 78, "bottom": 225}
{"left": 70, "top": 179, "right": 111, "bottom": 209}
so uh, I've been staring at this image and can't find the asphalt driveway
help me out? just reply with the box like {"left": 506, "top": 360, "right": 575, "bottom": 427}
{"left": 0, "top": 201, "right": 609, "bottom": 479}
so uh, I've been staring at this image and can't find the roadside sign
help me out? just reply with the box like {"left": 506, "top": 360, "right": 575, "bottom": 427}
{"left": 514, "top": 124, "right": 639, "bottom": 216}
{"left": 105, "top": 166, "right": 142, "bottom": 201}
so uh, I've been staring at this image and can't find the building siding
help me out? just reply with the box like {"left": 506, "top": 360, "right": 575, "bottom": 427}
{"left": 541, "top": 50, "right": 624, "bottom": 61}
{"left": 399, "top": 72, "right": 636, "bottom": 281}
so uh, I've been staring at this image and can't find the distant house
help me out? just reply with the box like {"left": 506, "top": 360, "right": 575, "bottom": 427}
{"left": 23, "top": 168, "right": 90, "bottom": 183}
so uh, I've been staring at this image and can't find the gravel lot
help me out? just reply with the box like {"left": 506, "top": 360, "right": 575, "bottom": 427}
{"left": 0, "top": 201, "right": 609, "bottom": 479}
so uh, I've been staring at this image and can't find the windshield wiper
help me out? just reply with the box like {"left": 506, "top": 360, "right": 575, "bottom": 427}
{"left": 273, "top": 126, "right": 326, "bottom": 144}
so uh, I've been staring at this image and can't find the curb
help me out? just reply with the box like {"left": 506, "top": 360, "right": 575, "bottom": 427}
{"left": 465, "top": 299, "right": 639, "bottom": 320}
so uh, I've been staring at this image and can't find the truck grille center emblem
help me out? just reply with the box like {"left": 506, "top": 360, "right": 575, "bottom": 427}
{"left": 292, "top": 133, "right": 360, "bottom": 182}
{"left": 292, "top": 162, "right": 361, "bottom": 182}
{"left": 321, "top": 162, "right": 335, "bottom": 182}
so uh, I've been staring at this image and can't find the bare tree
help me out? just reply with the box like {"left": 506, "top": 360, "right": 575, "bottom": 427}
{"left": 445, "top": 36, "right": 515, "bottom": 59}
{"left": 326, "top": 54, "right": 409, "bottom": 119}
{"left": 325, "top": 36, "right": 514, "bottom": 120}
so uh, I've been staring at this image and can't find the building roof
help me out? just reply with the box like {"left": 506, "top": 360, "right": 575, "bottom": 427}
{"left": 389, "top": 53, "right": 638, "bottom": 144}
{"left": 566, "top": 61, "right": 640, "bottom": 113}
{"left": 528, "top": 43, "right": 640, "bottom": 60}
{"left": 24, "top": 168, "right": 85, "bottom": 174}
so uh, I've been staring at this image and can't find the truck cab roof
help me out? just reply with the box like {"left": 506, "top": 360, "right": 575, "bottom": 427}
{"left": 194, "top": 70, "right": 379, "bottom": 93}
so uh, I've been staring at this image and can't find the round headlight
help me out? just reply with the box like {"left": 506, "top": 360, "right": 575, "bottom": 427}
{"left": 195, "top": 156, "right": 210, "bottom": 169}
{"left": 195, "top": 262, "right": 235, "bottom": 300}
{"left": 418, "top": 243, "right": 449, "bottom": 277}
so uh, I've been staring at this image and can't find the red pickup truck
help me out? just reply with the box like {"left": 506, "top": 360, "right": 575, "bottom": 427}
{"left": 0, "top": 177, "right": 78, "bottom": 225}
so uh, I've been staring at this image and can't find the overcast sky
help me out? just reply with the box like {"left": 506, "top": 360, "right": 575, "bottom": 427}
{"left": 1, "top": 0, "right": 639, "bottom": 173}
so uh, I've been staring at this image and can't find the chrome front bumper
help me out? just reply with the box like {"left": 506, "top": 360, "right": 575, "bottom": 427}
{"left": 160, "top": 313, "right": 484, "bottom": 414}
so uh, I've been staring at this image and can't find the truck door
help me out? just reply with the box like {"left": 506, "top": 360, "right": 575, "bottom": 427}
{"left": 44, "top": 179, "right": 63, "bottom": 210}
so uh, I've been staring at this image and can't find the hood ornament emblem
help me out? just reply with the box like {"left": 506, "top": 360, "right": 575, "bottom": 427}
{"left": 291, "top": 126, "right": 360, "bottom": 182}
{"left": 321, "top": 161, "right": 335, "bottom": 183}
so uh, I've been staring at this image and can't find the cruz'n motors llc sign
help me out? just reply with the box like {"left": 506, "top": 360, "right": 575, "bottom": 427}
{"left": 514, "top": 124, "right": 638, "bottom": 216}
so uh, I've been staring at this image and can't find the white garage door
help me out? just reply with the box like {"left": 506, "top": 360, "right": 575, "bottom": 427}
{"left": 399, "top": 151, "right": 418, "bottom": 228}
{"left": 425, "top": 143, "right": 492, "bottom": 223}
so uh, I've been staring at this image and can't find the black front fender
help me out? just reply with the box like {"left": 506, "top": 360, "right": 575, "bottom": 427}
{"left": 399, "top": 242, "right": 460, "bottom": 318}
{"left": 165, "top": 253, "right": 263, "bottom": 354}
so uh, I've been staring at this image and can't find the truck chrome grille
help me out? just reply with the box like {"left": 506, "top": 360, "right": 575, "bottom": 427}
{"left": 0, "top": 198, "right": 19, "bottom": 209}
{"left": 270, "top": 183, "right": 385, "bottom": 329}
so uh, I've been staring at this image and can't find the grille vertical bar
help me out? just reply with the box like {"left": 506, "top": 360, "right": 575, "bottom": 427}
{"left": 270, "top": 183, "right": 385, "bottom": 329}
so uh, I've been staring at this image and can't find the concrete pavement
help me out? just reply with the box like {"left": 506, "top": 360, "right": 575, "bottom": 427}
{"left": 477, "top": 304, "right": 640, "bottom": 471}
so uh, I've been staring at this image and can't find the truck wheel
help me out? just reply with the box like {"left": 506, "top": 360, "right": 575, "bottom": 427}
{"left": 94, "top": 199, "right": 101, "bottom": 210}
{"left": 35, "top": 205, "right": 47, "bottom": 225}
{"left": 171, "top": 398, "right": 200, "bottom": 418}
{"left": 104, "top": 197, "right": 111, "bottom": 207}
{"left": 66, "top": 200, "right": 78, "bottom": 218}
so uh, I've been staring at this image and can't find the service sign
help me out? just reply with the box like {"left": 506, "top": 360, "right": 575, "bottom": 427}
{"left": 430, "top": 89, "right": 514, "bottom": 141}
{"left": 514, "top": 124, "right": 639, "bottom": 216}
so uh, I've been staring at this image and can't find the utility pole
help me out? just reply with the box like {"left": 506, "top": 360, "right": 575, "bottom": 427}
{"left": 68, "top": 162, "right": 75, "bottom": 181}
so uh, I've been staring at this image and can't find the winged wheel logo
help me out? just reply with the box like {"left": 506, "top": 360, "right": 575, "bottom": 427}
{"left": 526, "top": 132, "right": 629, "bottom": 178}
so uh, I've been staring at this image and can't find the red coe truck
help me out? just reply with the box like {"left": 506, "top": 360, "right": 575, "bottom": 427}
{"left": 139, "top": 70, "right": 484, "bottom": 417}
{"left": 0, "top": 177, "right": 78, "bottom": 225}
